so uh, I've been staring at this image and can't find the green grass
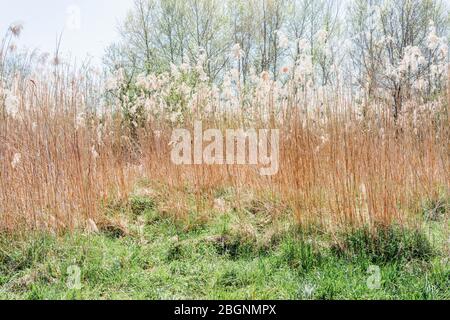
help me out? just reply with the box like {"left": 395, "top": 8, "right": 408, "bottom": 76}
{"left": 0, "top": 197, "right": 448, "bottom": 300}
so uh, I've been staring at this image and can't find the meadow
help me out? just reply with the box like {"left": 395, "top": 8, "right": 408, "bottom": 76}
{"left": 0, "top": 1, "right": 449, "bottom": 299}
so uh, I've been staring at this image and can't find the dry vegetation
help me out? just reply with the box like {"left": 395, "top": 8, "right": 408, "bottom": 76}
{"left": 0, "top": 62, "right": 448, "bottom": 236}
{"left": 0, "top": 2, "right": 449, "bottom": 299}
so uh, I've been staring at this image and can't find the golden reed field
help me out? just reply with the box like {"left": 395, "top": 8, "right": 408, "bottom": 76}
{"left": 0, "top": 1, "right": 449, "bottom": 301}
{"left": 1, "top": 61, "right": 448, "bottom": 235}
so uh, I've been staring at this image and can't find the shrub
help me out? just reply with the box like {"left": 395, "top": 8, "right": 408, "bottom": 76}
{"left": 129, "top": 196, "right": 155, "bottom": 216}
{"left": 277, "top": 237, "right": 322, "bottom": 273}
{"left": 422, "top": 196, "right": 448, "bottom": 222}
{"left": 332, "top": 225, "right": 434, "bottom": 264}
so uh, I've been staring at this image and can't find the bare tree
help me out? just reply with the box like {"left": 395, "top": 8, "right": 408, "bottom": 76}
{"left": 107, "top": 0, "right": 230, "bottom": 81}
{"left": 105, "top": 0, "right": 448, "bottom": 106}
{"left": 348, "top": 0, "right": 449, "bottom": 119}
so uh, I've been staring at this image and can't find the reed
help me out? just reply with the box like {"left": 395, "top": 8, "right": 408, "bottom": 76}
{"left": 0, "top": 45, "right": 448, "bottom": 235}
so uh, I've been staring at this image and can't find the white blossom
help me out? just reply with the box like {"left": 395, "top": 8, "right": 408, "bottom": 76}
{"left": 179, "top": 62, "right": 190, "bottom": 73}
{"left": 398, "top": 46, "right": 424, "bottom": 74}
{"left": 276, "top": 30, "right": 289, "bottom": 49}
{"left": 9, "top": 23, "right": 23, "bottom": 37}
{"left": 170, "top": 63, "right": 180, "bottom": 79}
{"left": 427, "top": 21, "right": 440, "bottom": 51}
{"left": 316, "top": 29, "right": 328, "bottom": 44}
{"left": 4, "top": 91, "right": 19, "bottom": 118}
{"left": 11, "top": 153, "right": 21, "bottom": 169}
{"left": 298, "top": 39, "right": 310, "bottom": 53}
{"left": 75, "top": 113, "right": 85, "bottom": 129}
{"left": 105, "top": 68, "right": 124, "bottom": 91}
{"left": 91, "top": 146, "right": 99, "bottom": 159}
{"left": 231, "top": 43, "right": 244, "bottom": 60}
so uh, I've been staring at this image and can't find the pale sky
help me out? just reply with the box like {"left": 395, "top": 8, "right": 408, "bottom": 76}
{"left": 0, "top": 0, "right": 135, "bottom": 64}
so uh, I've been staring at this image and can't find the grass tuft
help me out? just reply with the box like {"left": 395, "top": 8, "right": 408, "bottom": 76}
{"left": 332, "top": 225, "right": 434, "bottom": 264}
{"left": 129, "top": 196, "right": 156, "bottom": 216}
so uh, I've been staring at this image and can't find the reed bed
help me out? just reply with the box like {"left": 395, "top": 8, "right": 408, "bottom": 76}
{"left": 0, "top": 61, "right": 448, "bottom": 235}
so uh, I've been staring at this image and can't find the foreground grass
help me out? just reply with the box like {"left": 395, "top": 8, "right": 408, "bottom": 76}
{"left": 0, "top": 197, "right": 448, "bottom": 300}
